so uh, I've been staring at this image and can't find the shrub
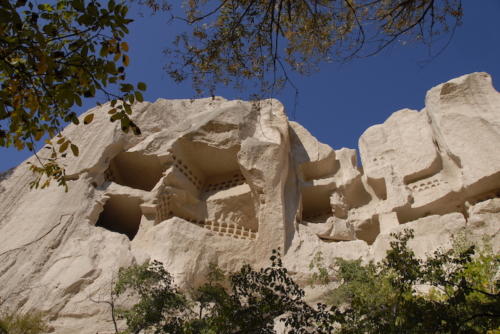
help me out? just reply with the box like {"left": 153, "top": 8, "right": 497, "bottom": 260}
{"left": 0, "top": 311, "right": 48, "bottom": 334}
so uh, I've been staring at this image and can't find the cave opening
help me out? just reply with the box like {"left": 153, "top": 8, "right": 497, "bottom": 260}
{"left": 354, "top": 215, "right": 380, "bottom": 245}
{"left": 96, "top": 195, "right": 142, "bottom": 240}
{"left": 301, "top": 185, "right": 333, "bottom": 221}
{"left": 106, "top": 151, "right": 163, "bottom": 191}
{"left": 366, "top": 177, "right": 387, "bottom": 201}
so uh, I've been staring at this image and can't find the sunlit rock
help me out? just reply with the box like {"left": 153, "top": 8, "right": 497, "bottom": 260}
{"left": 0, "top": 73, "right": 499, "bottom": 333}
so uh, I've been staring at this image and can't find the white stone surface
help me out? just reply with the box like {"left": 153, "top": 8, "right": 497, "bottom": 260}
{"left": 0, "top": 73, "right": 499, "bottom": 333}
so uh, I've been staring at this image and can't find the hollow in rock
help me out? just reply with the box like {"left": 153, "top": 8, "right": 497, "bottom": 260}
{"left": 96, "top": 195, "right": 142, "bottom": 240}
{"left": 106, "top": 152, "right": 163, "bottom": 191}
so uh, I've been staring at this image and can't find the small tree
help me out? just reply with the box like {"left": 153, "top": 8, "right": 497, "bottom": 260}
{"left": 0, "top": 311, "right": 48, "bottom": 334}
{"left": 328, "top": 229, "right": 500, "bottom": 333}
{"left": 114, "top": 260, "right": 190, "bottom": 334}
{"left": 114, "top": 251, "right": 332, "bottom": 334}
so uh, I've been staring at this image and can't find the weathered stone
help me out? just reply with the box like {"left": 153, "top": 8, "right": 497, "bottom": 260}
{"left": 0, "top": 73, "right": 499, "bottom": 333}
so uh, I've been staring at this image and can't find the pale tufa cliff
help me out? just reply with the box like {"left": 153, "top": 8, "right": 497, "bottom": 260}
{"left": 0, "top": 72, "right": 499, "bottom": 333}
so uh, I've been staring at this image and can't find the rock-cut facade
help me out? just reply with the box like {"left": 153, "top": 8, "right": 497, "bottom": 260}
{"left": 0, "top": 72, "right": 499, "bottom": 333}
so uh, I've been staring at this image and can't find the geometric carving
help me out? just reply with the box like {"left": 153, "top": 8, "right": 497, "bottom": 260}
{"left": 198, "top": 219, "right": 257, "bottom": 240}
{"left": 155, "top": 193, "right": 172, "bottom": 223}
{"left": 203, "top": 172, "right": 245, "bottom": 193}
{"left": 172, "top": 154, "right": 203, "bottom": 191}
{"left": 156, "top": 211, "right": 257, "bottom": 241}
{"left": 408, "top": 176, "right": 448, "bottom": 193}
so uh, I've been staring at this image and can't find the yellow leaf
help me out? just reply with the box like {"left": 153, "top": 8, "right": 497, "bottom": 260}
{"left": 123, "top": 55, "right": 129, "bottom": 66}
{"left": 70, "top": 144, "right": 79, "bottom": 157}
{"left": 34, "top": 131, "right": 44, "bottom": 141}
{"left": 83, "top": 113, "right": 94, "bottom": 124}
{"left": 59, "top": 141, "right": 69, "bottom": 153}
{"left": 14, "top": 139, "right": 25, "bottom": 150}
{"left": 121, "top": 42, "right": 129, "bottom": 52}
{"left": 37, "top": 59, "right": 48, "bottom": 75}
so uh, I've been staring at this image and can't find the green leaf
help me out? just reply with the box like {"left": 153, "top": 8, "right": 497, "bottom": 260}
{"left": 134, "top": 91, "right": 144, "bottom": 102}
{"left": 132, "top": 124, "right": 141, "bottom": 136}
{"left": 120, "top": 83, "right": 133, "bottom": 93}
{"left": 110, "top": 113, "right": 121, "bottom": 122}
{"left": 38, "top": 4, "right": 54, "bottom": 12}
{"left": 74, "top": 94, "right": 82, "bottom": 106}
{"left": 137, "top": 82, "right": 147, "bottom": 91}
{"left": 127, "top": 94, "right": 135, "bottom": 104}
{"left": 72, "top": 0, "right": 84, "bottom": 11}
{"left": 124, "top": 103, "right": 132, "bottom": 115}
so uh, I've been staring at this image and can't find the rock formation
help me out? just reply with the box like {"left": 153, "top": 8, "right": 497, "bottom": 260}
{"left": 0, "top": 72, "right": 499, "bottom": 333}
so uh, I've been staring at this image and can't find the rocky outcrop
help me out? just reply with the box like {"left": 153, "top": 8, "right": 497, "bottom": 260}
{"left": 0, "top": 73, "right": 499, "bottom": 333}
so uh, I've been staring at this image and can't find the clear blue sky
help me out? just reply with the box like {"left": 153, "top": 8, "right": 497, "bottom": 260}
{"left": 1, "top": 1, "right": 499, "bottom": 172}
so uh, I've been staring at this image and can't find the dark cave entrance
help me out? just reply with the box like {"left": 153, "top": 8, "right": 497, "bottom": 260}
{"left": 96, "top": 195, "right": 142, "bottom": 240}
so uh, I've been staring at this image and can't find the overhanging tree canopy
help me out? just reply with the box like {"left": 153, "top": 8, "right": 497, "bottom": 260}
{"left": 161, "top": 0, "right": 463, "bottom": 95}
{"left": 0, "top": 0, "right": 465, "bottom": 189}
{"left": 0, "top": 0, "right": 145, "bottom": 189}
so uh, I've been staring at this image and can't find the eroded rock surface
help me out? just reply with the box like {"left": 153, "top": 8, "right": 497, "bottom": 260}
{"left": 0, "top": 73, "right": 499, "bottom": 333}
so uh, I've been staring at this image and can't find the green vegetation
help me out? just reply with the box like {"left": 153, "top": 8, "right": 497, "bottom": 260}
{"left": 0, "top": 0, "right": 145, "bottom": 189}
{"left": 114, "top": 260, "right": 190, "bottom": 333}
{"left": 0, "top": 311, "right": 48, "bottom": 334}
{"left": 114, "top": 250, "right": 330, "bottom": 333}
{"left": 327, "top": 229, "right": 499, "bottom": 333}
{"left": 113, "top": 230, "right": 499, "bottom": 333}
{"left": 308, "top": 251, "right": 332, "bottom": 286}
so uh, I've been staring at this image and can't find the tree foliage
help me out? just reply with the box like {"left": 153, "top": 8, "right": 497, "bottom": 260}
{"left": 0, "top": 0, "right": 146, "bottom": 189}
{"left": 1, "top": 0, "right": 468, "bottom": 189}
{"left": 328, "top": 229, "right": 500, "bottom": 333}
{"left": 159, "top": 0, "right": 464, "bottom": 95}
{"left": 114, "top": 260, "right": 190, "bottom": 333}
{"left": 113, "top": 230, "right": 499, "bottom": 333}
{"left": 114, "top": 250, "right": 332, "bottom": 334}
